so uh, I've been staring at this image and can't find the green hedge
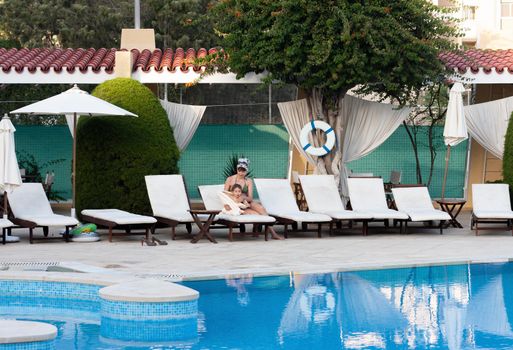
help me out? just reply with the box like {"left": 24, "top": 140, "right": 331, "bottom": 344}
{"left": 76, "top": 78, "right": 179, "bottom": 215}
{"left": 504, "top": 112, "right": 513, "bottom": 188}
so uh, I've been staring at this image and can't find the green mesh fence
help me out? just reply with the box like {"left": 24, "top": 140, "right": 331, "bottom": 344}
{"left": 15, "top": 125, "right": 72, "bottom": 200}
{"left": 348, "top": 125, "right": 468, "bottom": 198}
{"left": 12, "top": 124, "right": 468, "bottom": 201}
{"left": 179, "top": 124, "right": 290, "bottom": 198}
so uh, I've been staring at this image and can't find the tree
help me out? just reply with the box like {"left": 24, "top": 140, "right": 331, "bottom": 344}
{"left": 0, "top": 0, "right": 218, "bottom": 49}
{"left": 76, "top": 78, "right": 180, "bottom": 215}
{"left": 403, "top": 82, "right": 448, "bottom": 186}
{"left": 0, "top": 0, "right": 132, "bottom": 48}
{"left": 143, "top": 0, "right": 219, "bottom": 49}
{"left": 210, "top": 0, "right": 459, "bottom": 187}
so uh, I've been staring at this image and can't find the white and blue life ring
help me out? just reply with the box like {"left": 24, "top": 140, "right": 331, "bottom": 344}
{"left": 300, "top": 120, "right": 336, "bottom": 157}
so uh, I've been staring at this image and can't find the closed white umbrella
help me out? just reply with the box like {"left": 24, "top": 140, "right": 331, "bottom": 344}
{"left": 11, "top": 85, "right": 137, "bottom": 217}
{"left": 0, "top": 115, "right": 22, "bottom": 242}
{"left": 442, "top": 83, "right": 468, "bottom": 199}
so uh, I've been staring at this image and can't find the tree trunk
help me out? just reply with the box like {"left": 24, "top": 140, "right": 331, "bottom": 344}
{"left": 403, "top": 121, "right": 423, "bottom": 184}
{"left": 305, "top": 88, "right": 347, "bottom": 191}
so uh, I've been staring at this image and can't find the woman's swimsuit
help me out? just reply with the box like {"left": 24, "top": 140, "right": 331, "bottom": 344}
{"left": 230, "top": 177, "right": 249, "bottom": 194}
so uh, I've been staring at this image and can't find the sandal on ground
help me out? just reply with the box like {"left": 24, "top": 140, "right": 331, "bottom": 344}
{"left": 141, "top": 238, "right": 157, "bottom": 246}
{"left": 152, "top": 237, "right": 168, "bottom": 245}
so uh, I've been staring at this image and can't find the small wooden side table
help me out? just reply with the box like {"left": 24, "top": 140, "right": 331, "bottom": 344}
{"left": 436, "top": 199, "right": 466, "bottom": 228}
{"left": 189, "top": 209, "right": 220, "bottom": 244}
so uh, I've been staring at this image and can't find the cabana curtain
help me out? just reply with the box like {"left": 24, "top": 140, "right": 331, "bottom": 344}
{"left": 278, "top": 95, "right": 409, "bottom": 201}
{"left": 463, "top": 96, "right": 513, "bottom": 159}
{"left": 66, "top": 100, "right": 207, "bottom": 152}
{"left": 159, "top": 100, "right": 206, "bottom": 151}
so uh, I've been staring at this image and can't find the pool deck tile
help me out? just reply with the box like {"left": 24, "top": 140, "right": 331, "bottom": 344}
{"left": 3, "top": 211, "right": 513, "bottom": 280}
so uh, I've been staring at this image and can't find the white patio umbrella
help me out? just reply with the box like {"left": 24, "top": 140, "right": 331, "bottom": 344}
{"left": 0, "top": 114, "right": 22, "bottom": 242}
{"left": 11, "top": 85, "right": 137, "bottom": 217}
{"left": 442, "top": 83, "right": 468, "bottom": 199}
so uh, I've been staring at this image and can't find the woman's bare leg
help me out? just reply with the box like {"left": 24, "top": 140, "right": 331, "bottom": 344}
{"left": 268, "top": 226, "right": 284, "bottom": 240}
{"left": 249, "top": 202, "right": 268, "bottom": 215}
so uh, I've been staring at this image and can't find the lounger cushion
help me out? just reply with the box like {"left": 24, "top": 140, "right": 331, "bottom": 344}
{"left": 81, "top": 209, "right": 156, "bottom": 225}
{"left": 15, "top": 214, "right": 78, "bottom": 227}
{"left": 406, "top": 210, "right": 451, "bottom": 222}
{"left": 299, "top": 175, "right": 346, "bottom": 212}
{"left": 321, "top": 210, "right": 371, "bottom": 220}
{"left": 348, "top": 178, "right": 408, "bottom": 219}
{"left": 392, "top": 187, "right": 450, "bottom": 222}
{"left": 363, "top": 209, "right": 409, "bottom": 220}
{"left": 217, "top": 213, "right": 275, "bottom": 223}
{"left": 0, "top": 219, "right": 13, "bottom": 228}
{"left": 8, "top": 183, "right": 54, "bottom": 217}
{"left": 348, "top": 178, "right": 390, "bottom": 211}
{"left": 299, "top": 175, "right": 373, "bottom": 220}
{"left": 7, "top": 183, "right": 78, "bottom": 227}
{"left": 145, "top": 175, "right": 191, "bottom": 218}
{"left": 254, "top": 179, "right": 300, "bottom": 214}
{"left": 155, "top": 212, "right": 195, "bottom": 222}
{"left": 472, "top": 184, "right": 513, "bottom": 219}
{"left": 271, "top": 211, "right": 332, "bottom": 223}
{"left": 473, "top": 210, "right": 513, "bottom": 219}
{"left": 198, "top": 185, "right": 226, "bottom": 211}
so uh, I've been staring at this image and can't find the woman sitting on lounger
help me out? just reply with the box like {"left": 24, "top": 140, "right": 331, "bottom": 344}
{"left": 224, "top": 158, "right": 267, "bottom": 215}
{"left": 223, "top": 184, "right": 283, "bottom": 240}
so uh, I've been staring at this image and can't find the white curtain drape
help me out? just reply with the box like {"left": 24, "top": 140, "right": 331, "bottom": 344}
{"left": 463, "top": 96, "right": 513, "bottom": 159}
{"left": 66, "top": 101, "right": 207, "bottom": 152}
{"left": 339, "top": 95, "right": 410, "bottom": 200}
{"left": 278, "top": 95, "right": 409, "bottom": 201}
{"left": 159, "top": 100, "right": 206, "bottom": 151}
{"left": 277, "top": 99, "right": 317, "bottom": 167}
{"left": 65, "top": 114, "right": 76, "bottom": 136}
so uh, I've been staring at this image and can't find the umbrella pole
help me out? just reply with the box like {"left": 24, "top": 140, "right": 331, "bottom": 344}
{"left": 72, "top": 112, "right": 77, "bottom": 218}
{"left": 441, "top": 145, "right": 451, "bottom": 201}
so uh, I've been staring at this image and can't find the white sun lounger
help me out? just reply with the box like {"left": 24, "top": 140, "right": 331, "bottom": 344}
{"left": 145, "top": 174, "right": 196, "bottom": 240}
{"left": 81, "top": 209, "right": 157, "bottom": 242}
{"left": 391, "top": 187, "right": 450, "bottom": 234}
{"left": 471, "top": 184, "right": 513, "bottom": 235}
{"left": 1, "top": 218, "right": 13, "bottom": 245}
{"left": 7, "top": 183, "right": 78, "bottom": 243}
{"left": 254, "top": 179, "right": 332, "bottom": 238}
{"left": 347, "top": 178, "right": 409, "bottom": 233}
{"left": 198, "top": 184, "right": 276, "bottom": 241}
{"left": 299, "top": 175, "right": 372, "bottom": 235}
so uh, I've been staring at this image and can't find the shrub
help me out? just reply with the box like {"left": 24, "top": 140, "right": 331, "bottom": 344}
{"left": 504, "top": 112, "right": 513, "bottom": 189}
{"left": 76, "top": 78, "right": 179, "bottom": 215}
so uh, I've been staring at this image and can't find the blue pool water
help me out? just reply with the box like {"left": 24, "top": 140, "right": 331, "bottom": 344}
{"left": 2, "top": 262, "right": 513, "bottom": 349}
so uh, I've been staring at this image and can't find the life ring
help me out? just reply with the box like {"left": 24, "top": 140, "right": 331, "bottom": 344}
{"left": 300, "top": 120, "right": 336, "bottom": 156}
{"left": 71, "top": 223, "right": 97, "bottom": 236}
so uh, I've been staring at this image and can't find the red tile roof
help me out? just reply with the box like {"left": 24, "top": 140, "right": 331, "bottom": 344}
{"left": 440, "top": 49, "right": 513, "bottom": 74}
{"left": 0, "top": 47, "right": 219, "bottom": 74}
{"left": 0, "top": 47, "right": 512, "bottom": 77}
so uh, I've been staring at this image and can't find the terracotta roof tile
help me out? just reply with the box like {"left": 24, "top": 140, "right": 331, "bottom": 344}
{"left": 0, "top": 47, "right": 222, "bottom": 74}
{"left": 5, "top": 47, "right": 510, "bottom": 77}
{"left": 440, "top": 49, "right": 513, "bottom": 75}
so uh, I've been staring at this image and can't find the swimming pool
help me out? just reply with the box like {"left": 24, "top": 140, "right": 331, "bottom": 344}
{"left": 2, "top": 262, "right": 513, "bottom": 349}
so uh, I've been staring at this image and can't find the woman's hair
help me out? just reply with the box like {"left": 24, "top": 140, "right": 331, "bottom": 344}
{"left": 231, "top": 184, "right": 243, "bottom": 191}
